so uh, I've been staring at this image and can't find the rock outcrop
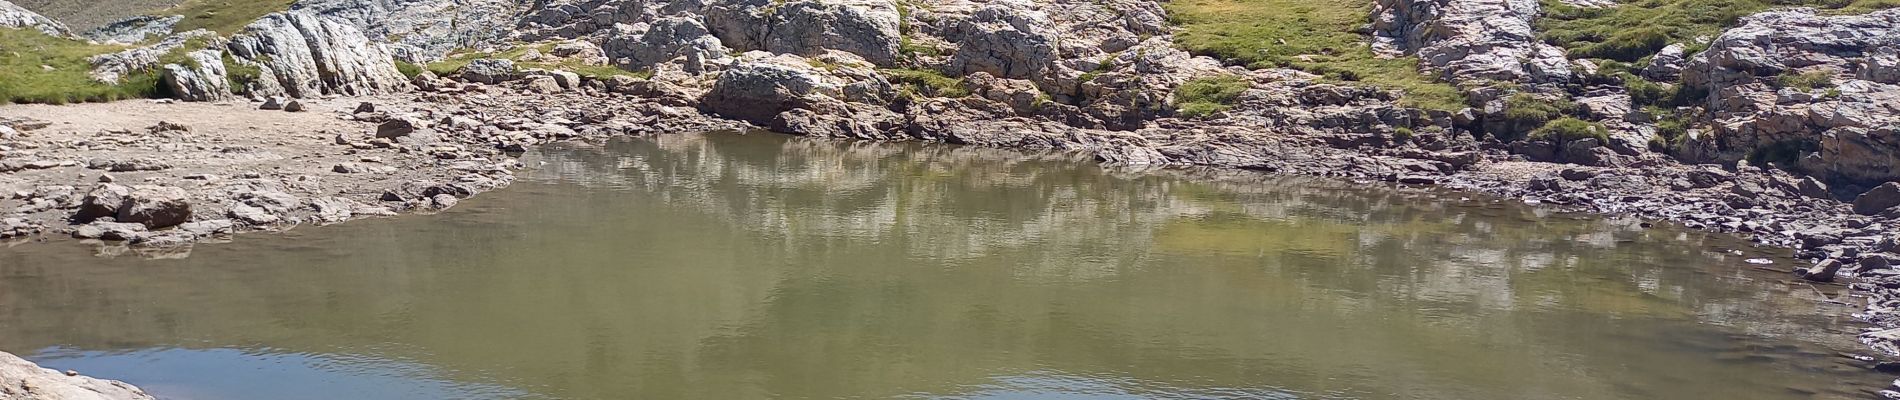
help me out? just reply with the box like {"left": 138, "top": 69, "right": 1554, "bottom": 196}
{"left": 80, "top": 15, "right": 179, "bottom": 45}
{"left": 87, "top": 30, "right": 220, "bottom": 85}
{"left": 1371, "top": 0, "right": 1573, "bottom": 85}
{"left": 162, "top": 49, "right": 235, "bottom": 102}
{"left": 0, "top": 0, "right": 66, "bottom": 36}
{"left": 0, "top": 351, "right": 155, "bottom": 400}
{"left": 225, "top": 10, "right": 412, "bottom": 98}
{"left": 1680, "top": 8, "right": 1900, "bottom": 185}
{"left": 294, "top": 0, "right": 524, "bottom": 62}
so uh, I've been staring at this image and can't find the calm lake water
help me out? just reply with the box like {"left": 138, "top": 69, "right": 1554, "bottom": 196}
{"left": 0, "top": 132, "right": 1889, "bottom": 399}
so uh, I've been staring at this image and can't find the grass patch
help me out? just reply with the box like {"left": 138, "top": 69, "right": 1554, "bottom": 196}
{"left": 1164, "top": 0, "right": 1466, "bottom": 111}
{"left": 394, "top": 60, "right": 424, "bottom": 79}
{"left": 222, "top": 51, "right": 263, "bottom": 94}
{"left": 1498, "top": 93, "right": 1580, "bottom": 140}
{"left": 1777, "top": 69, "right": 1835, "bottom": 91}
{"left": 164, "top": 0, "right": 298, "bottom": 35}
{"left": 1174, "top": 74, "right": 1249, "bottom": 118}
{"left": 882, "top": 67, "right": 969, "bottom": 98}
{"left": 0, "top": 28, "right": 167, "bottom": 104}
{"left": 1540, "top": 0, "right": 1900, "bottom": 62}
{"left": 1529, "top": 117, "right": 1610, "bottom": 143}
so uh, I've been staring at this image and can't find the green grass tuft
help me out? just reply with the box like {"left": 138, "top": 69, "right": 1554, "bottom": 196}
{"left": 1529, "top": 117, "right": 1610, "bottom": 143}
{"left": 1777, "top": 69, "right": 1835, "bottom": 91}
{"left": 1173, "top": 74, "right": 1250, "bottom": 118}
{"left": 1164, "top": 0, "right": 1466, "bottom": 111}
{"left": 882, "top": 67, "right": 970, "bottom": 98}
{"left": 222, "top": 51, "right": 263, "bottom": 94}
{"left": 394, "top": 60, "right": 424, "bottom": 79}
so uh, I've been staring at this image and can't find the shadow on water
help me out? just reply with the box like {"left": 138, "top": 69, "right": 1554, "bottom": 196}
{"left": 0, "top": 132, "right": 1890, "bottom": 399}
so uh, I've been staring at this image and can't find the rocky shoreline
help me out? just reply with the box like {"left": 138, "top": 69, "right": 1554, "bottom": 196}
{"left": 5, "top": 0, "right": 1900, "bottom": 396}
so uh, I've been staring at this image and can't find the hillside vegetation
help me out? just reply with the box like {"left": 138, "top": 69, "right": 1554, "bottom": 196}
{"left": 1539, "top": 0, "right": 1899, "bottom": 62}
{"left": 0, "top": 28, "right": 164, "bottom": 104}
{"left": 166, "top": 0, "right": 298, "bottom": 35}
{"left": 1164, "top": 0, "right": 1466, "bottom": 111}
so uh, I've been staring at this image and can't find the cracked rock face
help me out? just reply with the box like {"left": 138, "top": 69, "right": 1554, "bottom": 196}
{"left": 294, "top": 0, "right": 525, "bottom": 63}
{"left": 1371, "top": 0, "right": 1573, "bottom": 85}
{"left": 226, "top": 10, "right": 412, "bottom": 99}
{"left": 0, "top": 0, "right": 66, "bottom": 36}
{"left": 1681, "top": 8, "right": 1900, "bottom": 185}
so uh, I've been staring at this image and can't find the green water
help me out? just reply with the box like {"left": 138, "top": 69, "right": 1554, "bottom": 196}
{"left": 0, "top": 132, "right": 1887, "bottom": 399}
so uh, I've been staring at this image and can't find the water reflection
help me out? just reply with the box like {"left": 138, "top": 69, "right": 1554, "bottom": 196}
{"left": 0, "top": 132, "right": 1884, "bottom": 399}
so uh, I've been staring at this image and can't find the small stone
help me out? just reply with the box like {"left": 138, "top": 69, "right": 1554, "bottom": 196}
{"left": 98, "top": 173, "right": 115, "bottom": 183}
{"left": 353, "top": 102, "right": 376, "bottom": 114}
{"left": 1797, "top": 259, "right": 1845, "bottom": 282}
{"left": 332, "top": 163, "right": 364, "bottom": 174}
{"left": 283, "top": 100, "right": 307, "bottom": 112}
{"left": 260, "top": 96, "right": 287, "bottom": 110}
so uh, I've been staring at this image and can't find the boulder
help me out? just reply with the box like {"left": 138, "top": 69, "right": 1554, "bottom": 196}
{"left": 1643, "top": 43, "right": 1687, "bottom": 82}
{"left": 700, "top": 58, "right": 837, "bottom": 124}
{"left": 707, "top": 0, "right": 904, "bottom": 66}
{"left": 603, "top": 16, "right": 732, "bottom": 72}
{"left": 72, "top": 184, "right": 133, "bottom": 223}
{"left": 941, "top": 3, "right": 1058, "bottom": 79}
{"left": 1371, "top": 0, "right": 1572, "bottom": 84}
{"left": 376, "top": 117, "right": 425, "bottom": 138}
{"left": 523, "top": 75, "right": 563, "bottom": 94}
{"left": 163, "top": 49, "right": 235, "bottom": 102}
{"left": 458, "top": 58, "right": 518, "bottom": 84}
{"left": 117, "top": 186, "right": 193, "bottom": 229}
{"left": 224, "top": 10, "right": 412, "bottom": 98}
{"left": 1856, "top": 182, "right": 1900, "bottom": 216}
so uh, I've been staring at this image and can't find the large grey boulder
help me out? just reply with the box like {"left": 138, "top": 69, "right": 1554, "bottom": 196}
{"left": 0, "top": 0, "right": 68, "bottom": 36}
{"left": 705, "top": 0, "right": 903, "bottom": 66}
{"left": 72, "top": 184, "right": 132, "bottom": 223}
{"left": 117, "top": 185, "right": 192, "bottom": 229}
{"left": 1642, "top": 43, "right": 1687, "bottom": 82}
{"left": 1371, "top": 0, "right": 1573, "bottom": 85}
{"left": 225, "top": 10, "right": 412, "bottom": 99}
{"left": 602, "top": 16, "right": 731, "bottom": 71}
{"left": 939, "top": 2, "right": 1058, "bottom": 80}
{"left": 1680, "top": 8, "right": 1900, "bottom": 184}
{"left": 457, "top": 59, "right": 519, "bottom": 84}
{"left": 81, "top": 15, "right": 181, "bottom": 45}
{"left": 0, "top": 351, "right": 155, "bottom": 400}
{"left": 162, "top": 49, "right": 235, "bottom": 102}
{"left": 701, "top": 56, "right": 841, "bottom": 124}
